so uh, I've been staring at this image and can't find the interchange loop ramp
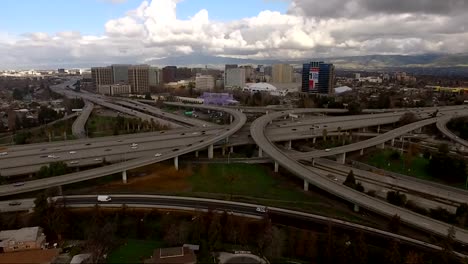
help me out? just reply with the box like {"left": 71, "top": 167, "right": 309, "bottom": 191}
{"left": 250, "top": 108, "right": 468, "bottom": 244}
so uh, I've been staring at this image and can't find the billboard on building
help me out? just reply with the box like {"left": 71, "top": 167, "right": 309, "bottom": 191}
{"left": 309, "top": 67, "right": 319, "bottom": 91}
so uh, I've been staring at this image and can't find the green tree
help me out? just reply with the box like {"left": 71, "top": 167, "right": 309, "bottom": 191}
{"left": 344, "top": 170, "right": 357, "bottom": 189}
{"left": 405, "top": 251, "right": 424, "bottom": 264}
{"left": 388, "top": 214, "right": 401, "bottom": 234}
{"left": 12, "top": 88, "right": 24, "bottom": 100}
{"left": 438, "top": 143, "right": 450, "bottom": 154}
{"left": 385, "top": 240, "right": 401, "bottom": 264}
{"left": 322, "top": 129, "right": 328, "bottom": 141}
{"left": 351, "top": 232, "right": 368, "bottom": 264}
{"left": 399, "top": 112, "right": 418, "bottom": 125}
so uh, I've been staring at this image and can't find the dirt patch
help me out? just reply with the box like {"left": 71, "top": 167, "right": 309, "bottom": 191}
{"left": 94, "top": 164, "right": 193, "bottom": 193}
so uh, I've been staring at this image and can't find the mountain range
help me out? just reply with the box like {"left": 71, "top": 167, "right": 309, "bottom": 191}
{"left": 146, "top": 53, "right": 468, "bottom": 70}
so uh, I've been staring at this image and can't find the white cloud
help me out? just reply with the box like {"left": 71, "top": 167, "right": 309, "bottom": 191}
{"left": 0, "top": 0, "right": 467, "bottom": 69}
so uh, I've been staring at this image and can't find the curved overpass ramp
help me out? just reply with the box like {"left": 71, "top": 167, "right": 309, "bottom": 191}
{"left": 436, "top": 115, "right": 468, "bottom": 148}
{"left": 251, "top": 109, "right": 468, "bottom": 244}
{"left": 0, "top": 104, "right": 246, "bottom": 196}
{"left": 72, "top": 101, "right": 94, "bottom": 139}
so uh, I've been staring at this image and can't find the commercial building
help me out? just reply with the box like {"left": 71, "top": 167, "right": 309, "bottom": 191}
{"left": 111, "top": 64, "right": 130, "bottom": 84}
{"left": 195, "top": 75, "right": 215, "bottom": 91}
{"left": 162, "top": 66, "right": 177, "bottom": 83}
{"left": 272, "top": 64, "right": 293, "bottom": 83}
{"left": 301, "top": 61, "right": 335, "bottom": 95}
{"left": 128, "top": 65, "right": 150, "bottom": 94}
{"left": 176, "top": 67, "right": 193, "bottom": 80}
{"left": 97, "top": 84, "right": 132, "bottom": 96}
{"left": 0, "top": 226, "right": 46, "bottom": 252}
{"left": 225, "top": 68, "right": 246, "bottom": 89}
{"left": 91, "top": 67, "right": 113, "bottom": 88}
{"left": 149, "top": 67, "right": 161, "bottom": 87}
{"left": 224, "top": 64, "right": 238, "bottom": 88}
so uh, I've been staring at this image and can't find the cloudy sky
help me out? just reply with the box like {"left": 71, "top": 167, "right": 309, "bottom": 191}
{"left": 1, "top": 0, "right": 467, "bottom": 69}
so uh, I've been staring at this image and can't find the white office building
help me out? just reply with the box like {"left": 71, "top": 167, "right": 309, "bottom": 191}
{"left": 225, "top": 68, "right": 246, "bottom": 89}
{"left": 195, "top": 75, "right": 215, "bottom": 91}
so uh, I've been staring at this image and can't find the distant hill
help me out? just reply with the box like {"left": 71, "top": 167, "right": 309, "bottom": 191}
{"left": 146, "top": 53, "right": 468, "bottom": 71}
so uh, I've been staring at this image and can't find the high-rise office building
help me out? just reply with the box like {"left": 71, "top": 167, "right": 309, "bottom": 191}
{"left": 176, "top": 67, "right": 193, "bottom": 80}
{"left": 149, "top": 67, "right": 161, "bottom": 87}
{"left": 111, "top": 64, "right": 130, "bottom": 84}
{"left": 195, "top": 75, "right": 215, "bottom": 91}
{"left": 272, "top": 64, "right": 294, "bottom": 83}
{"left": 162, "top": 66, "right": 177, "bottom": 83}
{"left": 224, "top": 64, "right": 238, "bottom": 88}
{"left": 302, "top": 61, "right": 335, "bottom": 95}
{"left": 128, "top": 65, "right": 150, "bottom": 94}
{"left": 91, "top": 67, "right": 113, "bottom": 88}
{"left": 225, "top": 68, "right": 246, "bottom": 89}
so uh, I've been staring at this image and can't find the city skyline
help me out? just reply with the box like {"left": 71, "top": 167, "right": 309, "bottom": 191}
{"left": 0, "top": 0, "right": 467, "bottom": 69}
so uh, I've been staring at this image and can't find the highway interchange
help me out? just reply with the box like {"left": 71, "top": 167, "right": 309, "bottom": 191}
{"left": 2, "top": 78, "right": 468, "bottom": 246}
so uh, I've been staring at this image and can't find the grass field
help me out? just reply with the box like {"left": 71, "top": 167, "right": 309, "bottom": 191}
{"left": 365, "top": 149, "right": 432, "bottom": 180}
{"left": 107, "top": 239, "right": 163, "bottom": 264}
{"left": 69, "top": 163, "right": 368, "bottom": 224}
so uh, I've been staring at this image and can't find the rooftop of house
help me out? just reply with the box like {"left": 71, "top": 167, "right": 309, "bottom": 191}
{"left": 0, "top": 248, "right": 59, "bottom": 264}
{"left": 0, "top": 226, "right": 42, "bottom": 246}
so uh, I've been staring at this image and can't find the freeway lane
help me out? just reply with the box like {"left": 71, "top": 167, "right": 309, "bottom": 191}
{"left": 113, "top": 99, "right": 214, "bottom": 128}
{"left": 0, "top": 103, "right": 246, "bottom": 196}
{"left": 250, "top": 108, "right": 468, "bottom": 244}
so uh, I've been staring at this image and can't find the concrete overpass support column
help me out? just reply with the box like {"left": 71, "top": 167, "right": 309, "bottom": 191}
{"left": 222, "top": 147, "right": 226, "bottom": 156}
{"left": 354, "top": 204, "right": 360, "bottom": 212}
{"left": 58, "top": 186, "right": 63, "bottom": 196}
{"left": 174, "top": 156, "right": 179, "bottom": 171}
{"left": 63, "top": 131, "right": 67, "bottom": 140}
{"left": 230, "top": 115, "right": 233, "bottom": 124}
{"left": 391, "top": 138, "right": 395, "bottom": 147}
{"left": 230, "top": 146, "right": 234, "bottom": 154}
{"left": 312, "top": 158, "right": 316, "bottom": 166}
{"left": 195, "top": 151, "right": 199, "bottom": 158}
{"left": 313, "top": 137, "right": 316, "bottom": 144}
{"left": 417, "top": 127, "right": 422, "bottom": 133}
{"left": 258, "top": 148, "right": 263, "bottom": 158}
{"left": 362, "top": 127, "right": 367, "bottom": 133}
{"left": 208, "top": 145, "right": 214, "bottom": 159}
{"left": 377, "top": 142, "right": 385, "bottom": 149}
{"left": 336, "top": 153, "right": 346, "bottom": 164}
{"left": 284, "top": 116, "right": 287, "bottom": 120}
{"left": 377, "top": 125, "right": 381, "bottom": 134}
{"left": 360, "top": 149, "right": 364, "bottom": 156}
{"left": 122, "top": 170, "right": 127, "bottom": 184}
{"left": 288, "top": 140, "right": 292, "bottom": 150}
{"left": 303, "top": 180, "right": 309, "bottom": 191}
{"left": 274, "top": 162, "right": 279, "bottom": 173}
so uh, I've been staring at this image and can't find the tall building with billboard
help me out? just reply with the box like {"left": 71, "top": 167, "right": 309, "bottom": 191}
{"left": 128, "top": 65, "right": 150, "bottom": 94}
{"left": 301, "top": 61, "right": 335, "bottom": 95}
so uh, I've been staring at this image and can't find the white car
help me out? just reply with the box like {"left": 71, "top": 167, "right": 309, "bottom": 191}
{"left": 325, "top": 148, "right": 331, "bottom": 152}
{"left": 69, "top": 161, "right": 79, "bottom": 165}
{"left": 131, "top": 146, "right": 138, "bottom": 149}
{"left": 94, "top": 158, "right": 103, "bottom": 162}
{"left": 0, "top": 152, "right": 8, "bottom": 156}
{"left": 69, "top": 151, "right": 77, "bottom": 154}
{"left": 97, "top": 195, "right": 112, "bottom": 202}
{"left": 256, "top": 206, "right": 267, "bottom": 213}
{"left": 202, "top": 124, "right": 207, "bottom": 127}
{"left": 154, "top": 153, "right": 162, "bottom": 157}
{"left": 130, "top": 143, "right": 138, "bottom": 147}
